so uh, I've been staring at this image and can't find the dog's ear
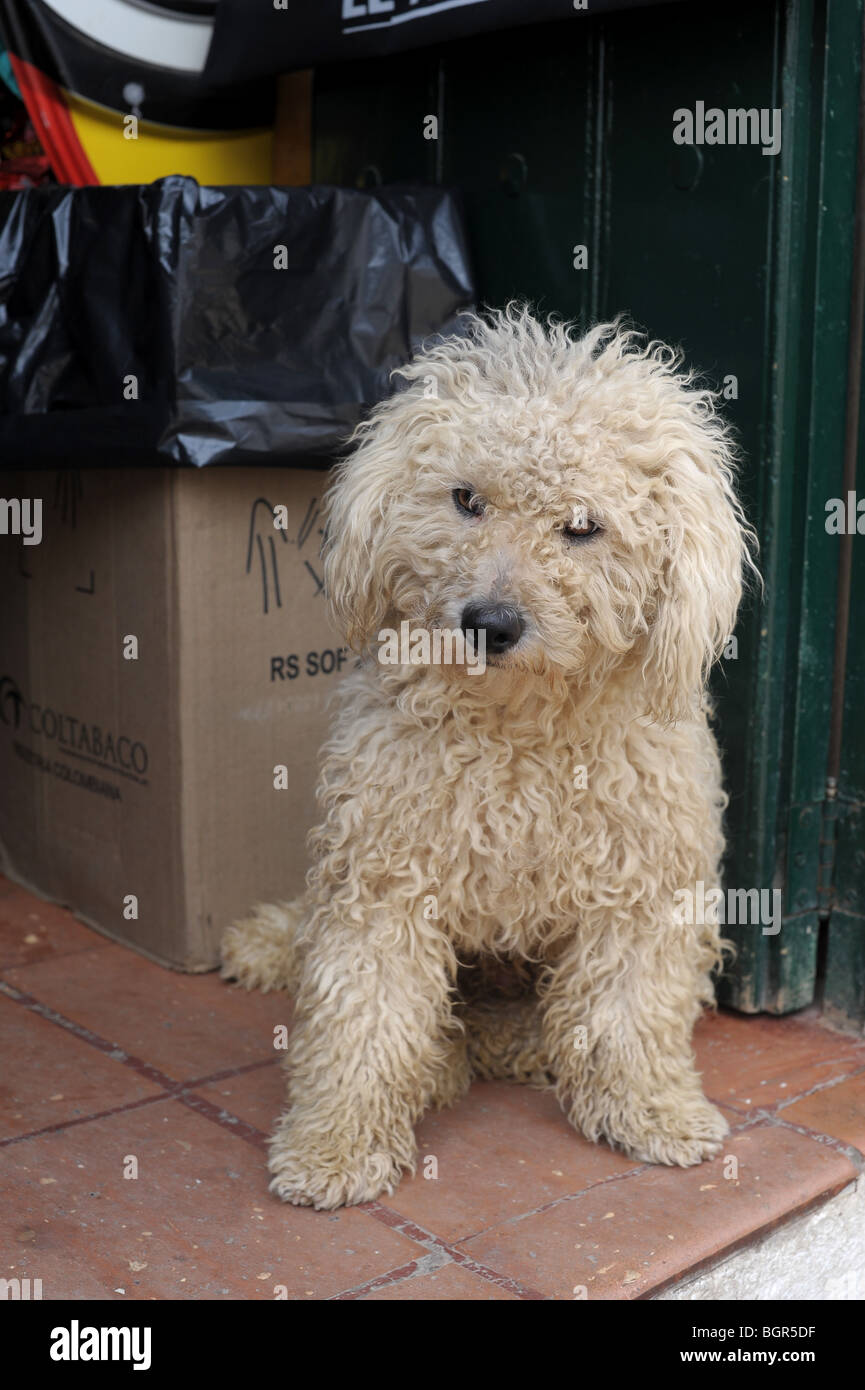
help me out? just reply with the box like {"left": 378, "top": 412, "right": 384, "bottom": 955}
{"left": 322, "top": 405, "right": 402, "bottom": 651}
{"left": 641, "top": 415, "right": 756, "bottom": 724}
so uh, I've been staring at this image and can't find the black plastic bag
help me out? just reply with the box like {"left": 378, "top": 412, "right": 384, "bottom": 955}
{"left": 0, "top": 176, "right": 474, "bottom": 468}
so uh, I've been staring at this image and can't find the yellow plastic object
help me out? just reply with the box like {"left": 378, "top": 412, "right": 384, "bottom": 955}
{"left": 65, "top": 91, "right": 274, "bottom": 185}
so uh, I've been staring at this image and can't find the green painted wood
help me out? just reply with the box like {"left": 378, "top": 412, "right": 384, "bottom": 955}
{"left": 440, "top": 23, "right": 600, "bottom": 324}
{"left": 818, "top": 0, "right": 865, "bottom": 1033}
{"left": 835, "top": 801, "right": 865, "bottom": 915}
{"left": 822, "top": 189, "right": 865, "bottom": 1031}
{"left": 824, "top": 910, "right": 865, "bottom": 1031}
{"left": 762, "top": 0, "right": 859, "bottom": 1012}
{"left": 313, "top": 51, "right": 439, "bottom": 188}
{"left": 786, "top": 803, "right": 823, "bottom": 916}
{"left": 768, "top": 912, "right": 820, "bottom": 1009}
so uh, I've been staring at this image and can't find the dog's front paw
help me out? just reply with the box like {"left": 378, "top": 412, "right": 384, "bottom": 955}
{"left": 268, "top": 1133, "right": 408, "bottom": 1210}
{"left": 614, "top": 1096, "right": 729, "bottom": 1168}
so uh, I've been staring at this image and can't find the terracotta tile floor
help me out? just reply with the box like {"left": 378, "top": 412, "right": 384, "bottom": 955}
{"left": 1, "top": 874, "right": 864, "bottom": 1301}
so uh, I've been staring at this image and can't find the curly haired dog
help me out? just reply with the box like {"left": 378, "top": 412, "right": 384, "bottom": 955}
{"left": 222, "top": 307, "right": 756, "bottom": 1210}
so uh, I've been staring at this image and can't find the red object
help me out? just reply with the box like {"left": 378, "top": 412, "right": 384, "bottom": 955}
{"left": 8, "top": 53, "right": 98, "bottom": 185}
{"left": 0, "top": 156, "right": 50, "bottom": 188}
{"left": 0, "top": 108, "right": 51, "bottom": 187}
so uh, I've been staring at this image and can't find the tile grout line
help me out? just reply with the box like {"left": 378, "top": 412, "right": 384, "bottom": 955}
{"left": 703, "top": 1059, "right": 865, "bottom": 1133}
{"left": 444, "top": 1159, "right": 655, "bottom": 1245}
{"left": 1, "top": 1068, "right": 281, "bottom": 1150}
{"left": 330, "top": 1248, "right": 467, "bottom": 1300}
{"left": 0, "top": 1062, "right": 278, "bottom": 1149}
{"left": 1, "top": 1091, "right": 178, "bottom": 1148}
{"left": 329, "top": 1256, "right": 441, "bottom": 1301}
{"left": 773, "top": 1060, "right": 865, "bottom": 1113}
{"left": 0, "top": 974, "right": 284, "bottom": 1145}
{"left": 189, "top": 1057, "right": 283, "bottom": 1088}
{"left": 357, "top": 1202, "right": 548, "bottom": 1299}
{"left": 761, "top": 1111, "right": 865, "bottom": 1172}
{"left": 0, "top": 976, "right": 178, "bottom": 1088}
{"left": 709, "top": 1096, "right": 751, "bottom": 1117}
{"left": 701, "top": 1058, "right": 865, "bottom": 1121}
{"left": 178, "top": 1092, "right": 269, "bottom": 1150}
{"left": 0, "top": 974, "right": 282, "bottom": 1080}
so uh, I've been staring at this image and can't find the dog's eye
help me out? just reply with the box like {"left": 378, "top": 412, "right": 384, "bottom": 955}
{"left": 562, "top": 518, "right": 601, "bottom": 543}
{"left": 453, "top": 487, "right": 485, "bottom": 518}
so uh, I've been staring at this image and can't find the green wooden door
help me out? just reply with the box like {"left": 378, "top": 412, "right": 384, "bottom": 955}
{"left": 312, "top": 0, "right": 865, "bottom": 1029}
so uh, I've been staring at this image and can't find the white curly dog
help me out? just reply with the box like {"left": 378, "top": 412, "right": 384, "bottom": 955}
{"left": 222, "top": 307, "right": 756, "bottom": 1210}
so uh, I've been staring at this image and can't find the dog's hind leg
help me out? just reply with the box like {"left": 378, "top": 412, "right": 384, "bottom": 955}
{"left": 427, "top": 1029, "right": 473, "bottom": 1110}
{"left": 463, "top": 997, "right": 554, "bottom": 1087}
{"left": 220, "top": 899, "right": 307, "bottom": 994}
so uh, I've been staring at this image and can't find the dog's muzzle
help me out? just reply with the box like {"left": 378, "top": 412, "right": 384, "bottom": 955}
{"left": 460, "top": 602, "right": 524, "bottom": 655}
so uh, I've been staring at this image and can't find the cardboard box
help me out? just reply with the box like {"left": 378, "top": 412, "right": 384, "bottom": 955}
{"left": 0, "top": 468, "right": 348, "bottom": 970}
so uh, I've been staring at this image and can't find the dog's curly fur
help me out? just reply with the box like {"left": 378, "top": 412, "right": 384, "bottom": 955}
{"left": 222, "top": 307, "right": 757, "bottom": 1210}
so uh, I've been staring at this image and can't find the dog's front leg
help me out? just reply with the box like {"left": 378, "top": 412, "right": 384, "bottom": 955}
{"left": 268, "top": 906, "right": 463, "bottom": 1209}
{"left": 542, "top": 914, "right": 728, "bottom": 1167}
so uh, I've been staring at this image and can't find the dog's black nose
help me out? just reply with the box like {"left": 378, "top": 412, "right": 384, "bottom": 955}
{"left": 460, "top": 603, "right": 524, "bottom": 654}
